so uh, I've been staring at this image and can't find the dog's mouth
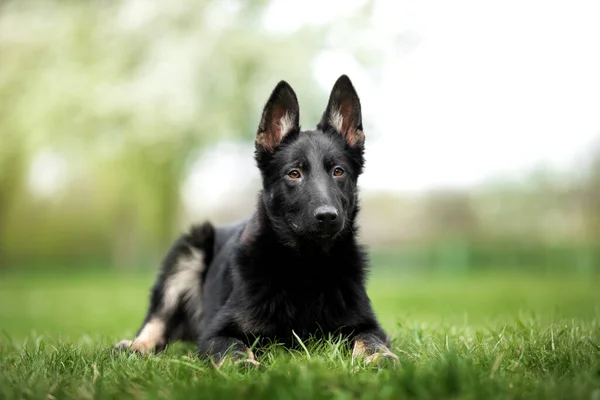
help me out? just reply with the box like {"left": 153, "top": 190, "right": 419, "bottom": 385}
{"left": 287, "top": 219, "right": 345, "bottom": 241}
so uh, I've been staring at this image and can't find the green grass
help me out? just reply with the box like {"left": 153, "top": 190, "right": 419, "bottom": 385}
{"left": 1, "top": 268, "right": 599, "bottom": 399}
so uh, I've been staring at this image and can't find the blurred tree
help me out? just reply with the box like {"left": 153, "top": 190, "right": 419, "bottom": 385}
{"left": 0, "top": 0, "right": 383, "bottom": 268}
{"left": 421, "top": 190, "right": 479, "bottom": 271}
{"left": 422, "top": 189, "right": 479, "bottom": 241}
{"left": 585, "top": 139, "right": 600, "bottom": 238}
{"left": 580, "top": 137, "right": 600, "bottom": 271}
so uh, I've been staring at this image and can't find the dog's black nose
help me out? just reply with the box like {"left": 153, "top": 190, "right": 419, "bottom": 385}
{"left": 314, "top": 206, "right": 338, "bottom": 223}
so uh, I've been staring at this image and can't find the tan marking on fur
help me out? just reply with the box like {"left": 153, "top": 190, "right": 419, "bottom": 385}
{"left": 352, "top": 338, "right": 399, "bottom": 367}
{"left": 329, "top": 108, "right": 364, "bottom": 146}
{"left": 256, "top": 111, "right": 296, "bottom": 151}
{"left": 255, "top": 131, "right": 271, "bottom": 149}
{"left": 278, "top": 111, "right": 295, "bottom": 137}
{"left": 216, "top": 346, "right": 259, "bottom": 368}
{"left": 115, "top": 339, "right": 133, "bottom": 349}
{"left": 329, "top": 108, "right": 344, "bottom": 133}
{"left": 164, "top": 247, "right": 204, "bottom": 322}
{"left": 348, "top": 129, "right": 365, "bottom": 147}
{"left": 114, "top": 247, "right": 205, "bottom": 354}
{"left": 134, "top": 318, "right": 165, "bottom": 352}
{"left": 364, "top": 350, "right": 399, "bottom": 365}
{"left": 352, "top": 339, "right": 369, "bottom": 359}
{"left": 117, "top": 318, "right": 166, "bottom": 354}
{"left": 236, "top": 358, "right": 261, "bottom": 367}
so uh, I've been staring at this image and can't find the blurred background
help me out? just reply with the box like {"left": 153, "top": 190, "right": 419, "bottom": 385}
{"left": 1, "top": 0, "right": 599, "bottom": 280}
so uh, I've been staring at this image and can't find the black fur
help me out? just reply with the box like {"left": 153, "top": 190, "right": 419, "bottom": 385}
{"left": 114, "top": 75, "right": 395, "bottom": 366}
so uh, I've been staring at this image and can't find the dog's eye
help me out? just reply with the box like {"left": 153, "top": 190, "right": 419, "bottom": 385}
{"left": 333, "top": 167, "right": 345, "bottom": 177}
{"left": 288, "top": 170, "right": 301, "bottom": 179}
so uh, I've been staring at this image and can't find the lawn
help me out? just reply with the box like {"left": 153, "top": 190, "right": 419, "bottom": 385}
{"left": 0, "top": 268, "right": 599, "bottom": 399}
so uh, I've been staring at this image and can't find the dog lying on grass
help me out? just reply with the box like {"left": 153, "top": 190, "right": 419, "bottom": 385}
{"left": 114, "top": 75, "right": 399, "bottom": 369}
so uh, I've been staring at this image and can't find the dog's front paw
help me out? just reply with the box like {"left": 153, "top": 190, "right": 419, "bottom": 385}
{"left": 234, "top": 358, "right": 264, "bottom": 371}
{"left": 113, "top": 339, "right": 134, "bottom": 354}
{"left": 215, "top": 350, "right": 264, "bottom": 371}
{"left": 112, "top": 339, "right": 154, "bottom": 356}
{"left": 364, "top": 350, "right": 399, "bottom": 368}
{"left": 351, "top": 350, "right": 400, "bottom": 373}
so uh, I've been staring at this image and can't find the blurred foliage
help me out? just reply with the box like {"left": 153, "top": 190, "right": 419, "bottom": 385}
{"left": 0, "top": 0, "right": 381, "bottom": 268}
{"left": 360, "top": 143, "right": 600, "bottom": 274}
{"left": 0, "top": 1, "right": 598, "bottom": 273}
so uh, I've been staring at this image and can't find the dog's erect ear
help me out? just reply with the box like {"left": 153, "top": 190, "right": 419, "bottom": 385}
{"left": 256, "top": 80, "right": 300, "bottom": 153}
{"left": 317, "top": 75, "right": 364, "bottom": 147}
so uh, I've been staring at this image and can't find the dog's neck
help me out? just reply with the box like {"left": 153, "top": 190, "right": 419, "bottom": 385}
{"left": 237, "top": 218, "right": 365, "bottom": 286}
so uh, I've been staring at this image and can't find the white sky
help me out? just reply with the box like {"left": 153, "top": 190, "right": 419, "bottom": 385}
{"left": 184, "top": 0, "right": 600, "bottom": 210}
{"left": 266, "top": 0, "right": 600, "bottom": 192}
{"left": 27, "top": 0, "right": 600, "bottom": 206}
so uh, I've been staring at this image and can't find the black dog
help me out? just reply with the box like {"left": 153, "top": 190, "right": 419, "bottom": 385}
{"left": 115, "top": 75, "right": 398, "bottom": 368}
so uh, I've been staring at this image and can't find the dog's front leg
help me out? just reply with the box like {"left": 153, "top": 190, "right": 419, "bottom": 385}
{"left": 198, "top": 336, "right": 261, "bottom": 369}
{"left": 351, "top": 332, "right": 399, "bottom": 368}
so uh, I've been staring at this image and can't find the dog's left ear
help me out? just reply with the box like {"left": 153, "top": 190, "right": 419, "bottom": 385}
{"left": 317, "top": 75, "right": 364, "bottom": 147}
{"left": 256, "top": 80, "right": 300, "bottom": 153}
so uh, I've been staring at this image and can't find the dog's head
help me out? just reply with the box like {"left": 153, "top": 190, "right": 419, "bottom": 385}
{"left": 254, "top": 75, "right": 365, "bottom": 248}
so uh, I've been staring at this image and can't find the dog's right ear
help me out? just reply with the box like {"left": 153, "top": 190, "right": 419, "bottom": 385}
{"left": 255, "top": 81, "right": 300, "bottom": 153}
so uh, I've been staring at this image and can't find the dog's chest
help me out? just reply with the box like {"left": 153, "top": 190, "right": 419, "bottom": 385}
{"left": 240, "top": 284, "right": 355, "bottom": 340}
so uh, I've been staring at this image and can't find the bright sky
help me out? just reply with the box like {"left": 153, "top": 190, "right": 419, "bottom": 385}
{"left": 183, "top": 0, "right": 600, "bottom": 209}
{"left": 27, "top": 0, "right": 600, "bottom": 207}
{"left": 265, "top": 0, "right": 600, "bottom": 192}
